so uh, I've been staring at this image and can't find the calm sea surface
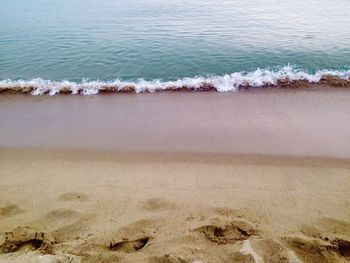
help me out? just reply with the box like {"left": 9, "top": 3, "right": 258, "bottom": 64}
{"left": 1, "top": 0, "right": 350, "bottom": 82}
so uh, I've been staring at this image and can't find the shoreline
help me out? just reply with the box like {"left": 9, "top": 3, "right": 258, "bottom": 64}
{"left": 2, "top": 148, "right": 350, "bottom": 166}
{"left": 0, "top": 73, "right": 349, "bottom": 95}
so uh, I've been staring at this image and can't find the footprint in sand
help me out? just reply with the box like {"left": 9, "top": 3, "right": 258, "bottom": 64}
{"left": 283, "top": 218, "right": 350, "bottom": 263}
{"left": 57, "top": 192, "right": 88, "bottom": 202}
{"left": 0, "top": 204, "right": 23, "bottom": 217}
{"left": 0, "top": 226, "right": 55, "bottom": 254}
{"left": 68, "top": 218, "right": 156, "bottom": 256}
{"left": 107, "top": 219, "right": 157, "bottom": 253}
{"left": 142, "top": 198, "right": 175, "bottom": 212}
{"left": 285, "top": 235, "right": 339, "bottom": 263}
{"left": 188, "top": 206, "right": 261, "bottom": 245}
{"left": 109, "top": 237, "right": 150, "bottom": 253}
{"left": 193, "top": 218, "right": 259, "bottom": 245}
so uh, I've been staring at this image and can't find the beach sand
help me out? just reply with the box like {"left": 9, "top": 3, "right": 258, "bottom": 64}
{"left": 1, "top": 88, "right": 350, "bottom": 262}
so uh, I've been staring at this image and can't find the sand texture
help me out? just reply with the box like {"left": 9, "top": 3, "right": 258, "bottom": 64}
{"left": 0, "top": 150, "right": 350, "bottom": 262}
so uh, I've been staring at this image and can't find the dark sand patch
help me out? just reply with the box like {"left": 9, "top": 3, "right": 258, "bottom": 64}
{"left": 0, "top": 204, "right": 23, "bottom": 217}
{"left": 142, "top": 198, "right": 175, "bottom": 212}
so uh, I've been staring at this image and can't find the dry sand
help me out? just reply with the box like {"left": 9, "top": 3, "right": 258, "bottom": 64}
{"left": 0, "top": 88, "right": 350, "bottom": 262}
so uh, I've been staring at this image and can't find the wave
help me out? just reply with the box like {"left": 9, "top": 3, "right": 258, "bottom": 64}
{"left": 0, "top": 66, "right": 350, "bottom": 95}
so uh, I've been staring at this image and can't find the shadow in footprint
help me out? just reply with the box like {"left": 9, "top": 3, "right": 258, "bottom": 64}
{"left": 109, "top": 237, "right": 150, "bottom": 253}
{"left": 332, "top": 239, "right": 350, "bottom": 258}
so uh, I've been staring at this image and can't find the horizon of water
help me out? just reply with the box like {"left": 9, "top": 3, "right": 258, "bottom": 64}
{"left": 1, "top": 0, "right": 350, "bottom": 94}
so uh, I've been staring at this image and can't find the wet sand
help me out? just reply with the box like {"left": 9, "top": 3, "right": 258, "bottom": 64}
{"left": 1, "top": 88, "right": 350, "bottom": 262}
{"left": 1, "top": 88, "right": 350, "bottom": 158}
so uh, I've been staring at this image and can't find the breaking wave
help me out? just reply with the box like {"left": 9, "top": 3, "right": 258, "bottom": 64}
{"left": 0, "top": 66, "right": 349, "bottom": 95}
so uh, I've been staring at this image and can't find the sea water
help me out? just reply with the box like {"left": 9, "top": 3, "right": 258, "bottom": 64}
{"left": 0, "top": 0, "right": 350, "bottom": 94}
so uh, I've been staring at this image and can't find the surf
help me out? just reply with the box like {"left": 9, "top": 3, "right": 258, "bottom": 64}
{"left": 1, "top": 65, "right": 349, "bottom": 95}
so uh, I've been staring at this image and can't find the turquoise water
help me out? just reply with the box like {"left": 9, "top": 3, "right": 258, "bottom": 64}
{"left": 1, "top": 0, "right": 350, "bottom": 84}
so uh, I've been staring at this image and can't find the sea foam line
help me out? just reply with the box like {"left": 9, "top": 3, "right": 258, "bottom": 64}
{"left": 0, "top": 66, "right": 349, "bottom": 95}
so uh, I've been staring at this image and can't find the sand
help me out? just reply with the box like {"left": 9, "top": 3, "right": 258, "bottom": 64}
{"left": 0, "top": 88, "right": 350, "bottom": 262}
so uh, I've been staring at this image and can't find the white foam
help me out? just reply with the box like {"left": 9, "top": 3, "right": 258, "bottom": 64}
{"left": 0, "top": 65, "right": 349, "bottom": 95}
